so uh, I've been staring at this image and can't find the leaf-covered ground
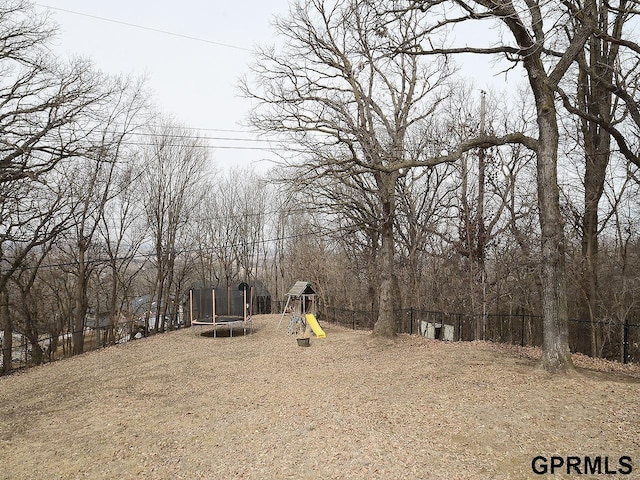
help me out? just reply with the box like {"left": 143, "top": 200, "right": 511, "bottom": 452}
{"left": 1, "top": 315, "right": 638, "bottom": 479}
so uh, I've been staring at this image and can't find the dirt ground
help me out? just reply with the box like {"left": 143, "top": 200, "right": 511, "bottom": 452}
{"left": 1, "top": 315, "right": 638, "bottom": 479}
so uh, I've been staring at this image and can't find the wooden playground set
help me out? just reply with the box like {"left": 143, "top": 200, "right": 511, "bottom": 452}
{"left": 278, "top": 281, "right": 326, "bottom": 344}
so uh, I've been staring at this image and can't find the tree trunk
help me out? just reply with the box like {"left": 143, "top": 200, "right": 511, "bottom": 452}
{"left": 374, "top": 172, "right": 398, "bottom": 337}
{"left": 27, "top": 336, "right": 45, "bottom": 365}
{"left": 107, "top": 266, "right": 119, "bottom": 345}
{"left": 578, "top": 18, "right": 616, "bottom": 357}
{"left": 535, "top": 89, "right": 574, "bottom": 373}
{"left": 1, "top": 289, "right": 12, "bottom": 374}
{"left": 581, "top": 143, "right": 607, "bottom": 356}
{"left": 366, "top": 230, "right": 380, "bottom": 314}
{"left": 154, "top": 269, "right": 165, "bottom": 335}
{"left": 72, "top": 249, "right": 88, "bottom": 355}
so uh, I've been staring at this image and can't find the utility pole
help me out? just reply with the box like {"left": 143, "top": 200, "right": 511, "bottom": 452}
{"left": 478, "top": 90, "right": 487, "bottom": 340}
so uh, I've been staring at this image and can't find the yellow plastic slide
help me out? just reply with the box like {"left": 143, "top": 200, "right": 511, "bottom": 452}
{"left": 305, "top": 314, "right": 326, "bottom": 338}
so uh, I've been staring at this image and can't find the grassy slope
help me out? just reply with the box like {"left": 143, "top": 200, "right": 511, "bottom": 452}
{"left": 0, "top": 315, "right": 638, "bottom": 480}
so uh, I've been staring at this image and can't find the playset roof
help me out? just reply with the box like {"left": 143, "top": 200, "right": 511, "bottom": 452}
{"left": 286, "top": 281, "right": 315, "bottom": 297}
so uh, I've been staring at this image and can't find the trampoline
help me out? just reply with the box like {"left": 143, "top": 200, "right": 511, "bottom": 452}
{"left": 189, "top": 283, "right": 254, "bottom": 337}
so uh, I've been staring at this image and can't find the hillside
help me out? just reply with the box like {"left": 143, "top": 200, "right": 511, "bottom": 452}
{"left": 1, "top": 315, "right": 638, "bottom": 479}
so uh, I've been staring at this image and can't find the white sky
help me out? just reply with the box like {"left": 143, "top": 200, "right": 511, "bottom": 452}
{"left": 35, "top": 1, "right": 515, "bottom": 173}
{"left": 36, "top": 0, "right": 293, "bottom": 172}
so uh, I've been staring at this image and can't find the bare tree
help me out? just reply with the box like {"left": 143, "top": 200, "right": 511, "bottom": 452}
{"left": 0, "top": 1, "right": 132, "bottom": 360}
{"left": 98, "top": 158, "right": 148, "bottom": 344}
{"left": 395, "top": 163, "right": 456, "bottom": 318}
{"left": 60, "top": 76, "right": 148, "bottom": 355}
{"left": 283, "top": 164, "right": 385, "bottom": 312}
{"left": 9, "top": 243, "right": 54, "bottom": 365}
{"left": 0, "top": 2, "right": 107, "bottom": 185}
{"left": 0, "top": 172, "right": 74, "bottom": 370}
{"left": 93, "top": 79, "right": 148, "bottom": 343}
{"left": 554, "top": 2, "right": 640, "bottom": 170}
{"left": 196, "top": 168, "right": 267, "bottom": 287}
{"left": 403, "top": 0, "right": 599, "bottom": 372}
{"left": 264, "top": 192, "right": 301, "bottom": 306}
{"left": 548, "top": 1, "right": 640, "bottom": 358}
{"left": 243, "top": 0, "right": 469, "bottom": 335}
{"left": 594, "top": 163, "right": 640, "bottom": 360}
{"left": 192, "top": 183, "right": 225, "bottom": 289}
{"left": 0, "top": 286, "right": 10, "bottom": 372}
{"left": 141, "top": 121, "right": 209, "bottom": 333}
{"left": 233, "top": 170, "right": 269, "bottom": 284}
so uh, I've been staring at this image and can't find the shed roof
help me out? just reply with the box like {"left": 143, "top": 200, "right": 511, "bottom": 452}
{"left": 286, "top": 281, "right": 315, "bottom": 297}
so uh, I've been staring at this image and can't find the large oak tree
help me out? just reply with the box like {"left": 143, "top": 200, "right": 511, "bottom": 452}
{"left": 243, "top": 0, "right": 506, "bottom": 336}
{"left": 403, "top": 0, "right": 598, "bottom": 372}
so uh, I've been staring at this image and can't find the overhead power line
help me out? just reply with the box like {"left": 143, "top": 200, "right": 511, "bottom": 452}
{"left": 50, "top": 127, "right": 301, "bottom": 152}
{"left": 122, "top": 140, "right": 299, "bottom": 152}
{"left": 36, "top": 4, "right": 252, "bottom": 52}
{"left": 130, "top": 131, "right": 278, "bottom": 144}
{"left": 55, "top": 124, "right": 295, "bottom": 146}
{"left": 167, "top": 126, "right": 260, "bottom": 134}
{"left": 4, "top": 228, "right": 341, "bottom": 273}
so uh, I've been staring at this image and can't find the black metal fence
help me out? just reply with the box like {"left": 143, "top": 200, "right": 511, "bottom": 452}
{"left": 318, "top": 306, "right": 639, "bottom": 365}
{"left": 5, "top": 305, "right": 638, "bottom": 373}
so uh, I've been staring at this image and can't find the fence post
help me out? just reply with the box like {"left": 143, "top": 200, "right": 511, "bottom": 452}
{"left": 521, "top": 314, "right": 525, "bottom": 348}
{"left": 623, "top": 318, "right": 630, "bottom": 365}
{"left": 410, "top": 308, "right": 414, "bottom": 335}
{"left": 457, "top": 314, "right": 462, "bottom": 341}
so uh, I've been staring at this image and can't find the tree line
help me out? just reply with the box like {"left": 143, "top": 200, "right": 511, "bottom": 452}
{"left": 242, "top": 0, "right": 640, "bottom": 372}
{"left": 0, "top": 1, "right": 273, "bottom": 371}
{"left": 2, "top": 0, "right": 640, "bottom": 374}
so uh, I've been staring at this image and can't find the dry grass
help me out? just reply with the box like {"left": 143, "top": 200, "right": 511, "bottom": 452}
{"left": 1, "top": 315, "right": 638, "bottom": 479}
